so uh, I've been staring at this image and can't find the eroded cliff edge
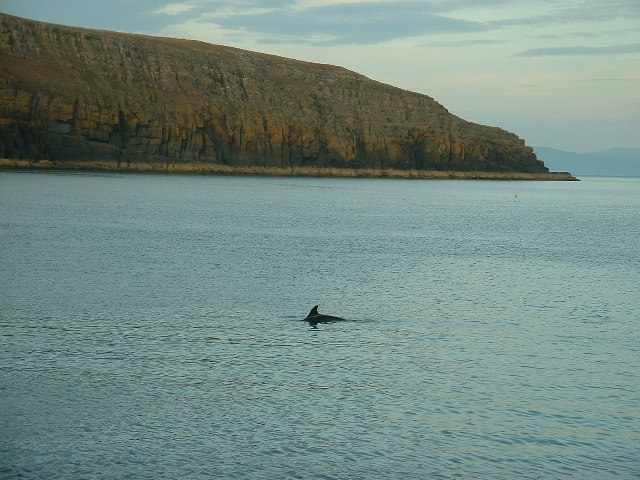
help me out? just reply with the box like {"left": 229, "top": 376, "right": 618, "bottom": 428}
{"left": 1, "top": 14, "right": 565, "bottom": 177}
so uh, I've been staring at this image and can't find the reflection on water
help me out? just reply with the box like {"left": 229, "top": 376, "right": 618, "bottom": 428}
{"left": 1, "top": 172, "right": 638, "bottom": 479}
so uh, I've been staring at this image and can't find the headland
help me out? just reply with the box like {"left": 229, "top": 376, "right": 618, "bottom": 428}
{"left": 0, "top": 14, "right": 576, "bottom": 180}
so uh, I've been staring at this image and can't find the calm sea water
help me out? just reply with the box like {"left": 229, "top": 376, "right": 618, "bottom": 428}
{"left": 1, "top": 170, "right": 638, "bottom": 479}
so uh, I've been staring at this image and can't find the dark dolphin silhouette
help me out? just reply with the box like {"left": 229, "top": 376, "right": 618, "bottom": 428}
{"left": 304, "top": 305, "right": 345, "bottom": 326}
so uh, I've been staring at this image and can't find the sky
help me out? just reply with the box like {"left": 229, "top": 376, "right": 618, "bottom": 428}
{"left": 1, "top": 0, "right": 639, "bottom": 153}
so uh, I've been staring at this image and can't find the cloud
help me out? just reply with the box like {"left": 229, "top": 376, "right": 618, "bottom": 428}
{"left": 487, "top": 0, "right": 640, "bottom": 28}
{"left": 424, "top": 38, "right": 502, "bottom": 48}
{"left": 577, "top": 77, "right": 639, "bottom": 82}
{"left": 155, "top": 3, "right": 199, "bottom": 15}
{"left": 518, "top": 42, "right": 640, "bottom": 57}
{"left": 153, "top": 0, "right": 640, "bottom": 47}
{"left": 531, "top": 26, "right": 640, "bottom": 41}
{"left": 203, "top": 2, "right": 487, "bottom": 45}
{"left": 532, "top": 33, "right": 599, "bottom": 40}
{"left": 155, "top": 1, "right": 489, "bottom": 45}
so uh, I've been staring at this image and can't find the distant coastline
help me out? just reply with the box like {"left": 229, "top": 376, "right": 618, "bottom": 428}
{"left": 534, "top": 146, "right": 640, "bottom": 177}
{"left": 0, "top": 158, "right": 578, "bottom": 181}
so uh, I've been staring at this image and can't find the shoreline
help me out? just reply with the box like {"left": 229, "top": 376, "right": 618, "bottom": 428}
{"left": 0, "top": 159, "right": 579, "bottom": 181}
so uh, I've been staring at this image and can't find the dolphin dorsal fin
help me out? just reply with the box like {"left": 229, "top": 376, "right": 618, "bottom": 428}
{"left": 309, "top": 305, "right": 319, "bottom": 317}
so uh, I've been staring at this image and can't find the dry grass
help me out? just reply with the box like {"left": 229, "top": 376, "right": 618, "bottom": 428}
{"left": 0, "top": 158, "right": 579, "bottom": 180}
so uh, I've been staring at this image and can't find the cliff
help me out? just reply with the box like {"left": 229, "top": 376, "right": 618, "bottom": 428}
{"left": 0, "top": 13, "right": 553, "bottom": 176}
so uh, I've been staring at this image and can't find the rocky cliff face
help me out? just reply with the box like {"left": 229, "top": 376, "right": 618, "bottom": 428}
{"left": 0, "top": 14, "right": 548, "bottom": 173}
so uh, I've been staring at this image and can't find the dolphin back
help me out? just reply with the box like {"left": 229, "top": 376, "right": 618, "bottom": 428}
{"left": 304, "top": 305, "right": 345, "bottom": 324}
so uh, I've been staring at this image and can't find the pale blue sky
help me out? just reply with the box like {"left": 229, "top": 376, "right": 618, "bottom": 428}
{"left": 2, "top": 0, "right": 639, "bottom": 152}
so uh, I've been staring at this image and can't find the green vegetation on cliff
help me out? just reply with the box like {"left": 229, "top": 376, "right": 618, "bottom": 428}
{"left": 0, "top": 14, "right": 563, "bottom": 177}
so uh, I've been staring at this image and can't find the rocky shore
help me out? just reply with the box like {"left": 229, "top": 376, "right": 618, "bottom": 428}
{"left": 0, "top": 158, "right": 578, "bottom": 180}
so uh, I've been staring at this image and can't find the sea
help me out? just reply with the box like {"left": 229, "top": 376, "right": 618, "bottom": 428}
{"left": 1, "top": 170, "right": 638, "bottom": 479}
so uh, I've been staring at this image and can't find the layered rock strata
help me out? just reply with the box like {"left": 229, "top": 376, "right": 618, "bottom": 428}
{"left": 0, "top": 14, "right": 551, "bottom": 175}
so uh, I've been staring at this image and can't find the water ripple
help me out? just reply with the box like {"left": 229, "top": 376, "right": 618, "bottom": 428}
{"left": 1, "top": 173, "right": 639, "bottom": 479}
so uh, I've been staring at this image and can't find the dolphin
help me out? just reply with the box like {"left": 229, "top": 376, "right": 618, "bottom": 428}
{"left": 304, "top": 305, "right": 345, "bottom": 326}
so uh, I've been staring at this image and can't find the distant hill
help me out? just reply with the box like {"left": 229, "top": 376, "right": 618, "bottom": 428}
{"left": 534, "top": 147, "right": 640, "bottom": 177}
{"left": 0, "top": 13, "right": 554, "bottom": 177}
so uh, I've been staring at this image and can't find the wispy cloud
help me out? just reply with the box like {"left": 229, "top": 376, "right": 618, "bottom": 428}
{"left": 202, "top": 2, "right": 486, "bottom": 45}
{"left": 155, "top": 3, "right": 198, "bottom": 15}
{"left": 488, "top": 0, "right": 640, "bottom": 28}
{"left": 424, "top": 38, "right": 502, "bottom": 48}
{"left": 532, "top": 33, "right": 599, "bottom": 40}
{"left": 153, "top": 0, "right": 640, "bottom": 47}
{"left": 577, "top": 77, "right": 639, "bottom": 82}
{"left": 531, "top": 26, "right": 640, "bottom": 41}
{"left": 154, "top": 1, "right": 494, "bottom": 45}
{"left": 518, "top": 42, "right": 640, "bottom": 57}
